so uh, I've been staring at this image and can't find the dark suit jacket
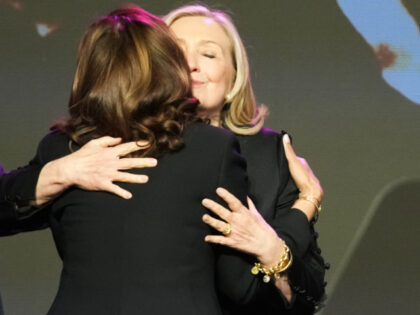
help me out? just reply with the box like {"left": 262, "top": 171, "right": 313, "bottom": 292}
{"left": 4, "top": 122, "right": 266, "bottom": 315}
{"left": 0, "top": 164, "right": 45, "bottom": 235}
{"left": 225, "top": 129, "right": 326, "bottom": 314}
{"left": 0, "top": 127, "right": 326, "bottom": 314}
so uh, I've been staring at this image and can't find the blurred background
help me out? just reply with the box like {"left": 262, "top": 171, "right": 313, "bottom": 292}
{"left": 1, "top": 0, "right": 419, "bottom": 314}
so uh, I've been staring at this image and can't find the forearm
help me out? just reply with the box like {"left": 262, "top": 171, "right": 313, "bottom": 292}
{"left": 256, "top": 204, "right": 323, "bottom": 306}
{"left": 286, "top": 245, "right": 327, "bottom": 312}
{"left": 274, "top": 274, "right": 293, "bottom": 303}
{"left": 256, "top": 237, "right": 294, "bottom": 303}
{"left": 33, "top": 157, "right": 72, "bottom": 206}
{"left": 292, "top": 199, "right": 318, "bottom": 222}
{"left": 0, "top": 165, "right": 43, "bottom": 210}
{"left": 0, "top": 164, "right": 48, "bottom": 234}
{"left": 255, "top": 233, "right": 326, "bottom": 309}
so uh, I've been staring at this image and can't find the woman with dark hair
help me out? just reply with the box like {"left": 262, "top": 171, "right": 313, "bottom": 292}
{"left": 1, "top": 4, "right": 325, "bottom": 315}
{"left": 13, "top": 6, "right": 265, "bottom": 314}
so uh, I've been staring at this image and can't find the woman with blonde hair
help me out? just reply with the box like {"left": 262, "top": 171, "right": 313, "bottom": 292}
{"left": 1, "top": 4, "right": 326, "bottom": 314}
{"left": 3, "top": 6, "right": 271, "bottom": 314}
{"left": 164, "top": 4, "right": 326, "bottom": 314}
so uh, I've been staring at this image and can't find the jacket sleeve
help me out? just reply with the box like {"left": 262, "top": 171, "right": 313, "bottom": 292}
{"left": 0, "top": 137, "right": 51, "bottom": 236}
{"left": 268, "top": 132, "right": 327, "bottom": 312}
{"left": 214, "top": 132, "right": 264, "bottom": 305}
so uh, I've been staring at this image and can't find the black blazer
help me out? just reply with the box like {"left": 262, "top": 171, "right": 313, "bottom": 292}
{"left": 227, "top": 129, "right": 326, "bottom": 314}
{"left": 0, "top": 127, "right": 326, "bottom": 314}
{"left": 3, "top": 122, "right": 265, "bottom": 315}
{"left": 0, "top": 163, "right": 45, "bottom": 235}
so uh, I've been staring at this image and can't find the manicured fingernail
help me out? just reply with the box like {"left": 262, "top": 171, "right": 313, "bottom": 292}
{"left": 125, "top": 193, "right": 132, "bottom": 199}
{"left": 141, "top": 175, "right": 149, "bottom": 183}
{"left": 149, "top": 159, "right": 157, "bottom": 166}
{"left": 202, "top": 199, "right": 210, "bottom": 206}
{"left": 283, "top": 134, "right": 290, "bottom": 144}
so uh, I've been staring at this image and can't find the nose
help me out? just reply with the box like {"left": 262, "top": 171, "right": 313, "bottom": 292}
{"left": 185, "top": 51, "right": 199, "bottom": 73}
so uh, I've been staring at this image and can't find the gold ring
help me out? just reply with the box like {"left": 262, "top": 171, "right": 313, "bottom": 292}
{"left": 222, "top": 223, "right": 232, "bottom": 236}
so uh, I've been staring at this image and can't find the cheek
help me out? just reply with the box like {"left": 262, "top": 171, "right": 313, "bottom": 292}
{"left": 223, "top": 67, "right": 235, "bottom": 91}
{"left": 196, "top": 60, "right": 235, "bottom": 109}
{"left": 207, "top": 62, "right": 233, "bottom": 91}
{"left": 199, "top": 59, "right": 224, "bottom": 83}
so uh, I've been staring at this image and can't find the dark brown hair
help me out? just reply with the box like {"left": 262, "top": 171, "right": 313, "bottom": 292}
{"left": 58, "top": 6, "right": 198, "bottom": 157}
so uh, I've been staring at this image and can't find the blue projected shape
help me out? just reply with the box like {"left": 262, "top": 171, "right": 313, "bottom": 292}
{"left": 35, "top": 23, "right": 56, "bottom": 38}
{"left": 337, "top": 0, "right": 420, "bottom": 105}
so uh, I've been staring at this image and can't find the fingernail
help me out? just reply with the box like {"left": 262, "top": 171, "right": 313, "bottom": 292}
{"left": 202, "top": 199, "right": 210, "bottom": 206}
{"left": 125, "top": 193, "right": 132, "bottom": 199}
{"left": 149, "top": 159, "right": 157, "bottom": 166}
{"left": 141, "top": 175, "right": 149, "bottom": 183}
{"left": 202, "top": 214, "right": 208, "bottom": 222}
{"left": 283, "top": 134, "right": 290, "bottom": 144}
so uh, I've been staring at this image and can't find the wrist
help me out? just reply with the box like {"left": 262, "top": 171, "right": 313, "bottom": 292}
{"left": 299, "top": 188, "right": 323, "bottom": 203}
{"left": 43, "top": 158, "right": 73, "bottom": 189}
{"left": 252, "top": 243, "right": 293, "bottom": 283}
{"left": 292, "top": 199, "right": 317, "bottom": 221}
{"left": 33, "top": 159, "right": 70, "bottom": 206}
{"left": 257, "top": 236, "right": 286, "bottom": 267}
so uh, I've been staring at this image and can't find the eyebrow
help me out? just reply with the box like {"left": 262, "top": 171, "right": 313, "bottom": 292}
{"left": 176, "top": 38, "right": 223, "bottom": 50}
{"left": 198, "top": 40, "right": 222, "bottom": 48}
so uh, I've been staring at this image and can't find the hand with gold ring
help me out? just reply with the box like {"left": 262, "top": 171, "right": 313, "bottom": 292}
{"left": 222, "top": 223, "right": 232, "bottom": 236}
{"left": 202, "top": 187, "right": 287, "bottom": 268}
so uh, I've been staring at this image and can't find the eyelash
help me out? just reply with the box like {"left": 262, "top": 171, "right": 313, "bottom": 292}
{"left": 203, "top": 53, "right": 215, "bottom": 59}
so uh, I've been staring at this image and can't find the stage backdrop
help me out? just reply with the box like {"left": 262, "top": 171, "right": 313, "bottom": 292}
{"left": 1, "top": 1, "right": 419, "bottom": 314}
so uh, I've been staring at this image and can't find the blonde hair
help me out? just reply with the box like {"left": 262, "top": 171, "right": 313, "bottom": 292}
{"left": 164, "top": 4, "right": 268, "bottom": 135}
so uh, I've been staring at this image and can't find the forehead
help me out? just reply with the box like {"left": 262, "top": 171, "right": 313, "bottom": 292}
{"left": 170, "top": 15, "right": 232, "bottom": 50}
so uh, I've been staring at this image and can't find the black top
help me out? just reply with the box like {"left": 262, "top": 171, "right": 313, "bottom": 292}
{"left": 4, "top": 122, "right": 264, "bottom": 315}
{"left": 0, "top": 126, "right": 326, "bottom": 314}
{"left": 217, "top": 129, "right": 325, "bottom": 314}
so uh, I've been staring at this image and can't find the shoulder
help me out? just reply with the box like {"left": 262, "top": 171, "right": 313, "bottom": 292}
{"left": 36, "top": 129, "right": 71, "bottom": 163}
{"left": 185, "top": 121, "right": 235, "bottom": 139}
{"left": 183, "top": 121, "right": 238, "bottom": 148}
{"left": 242, "top": 127, "right": 286, "bottom": 141}
{"left": 235, "top": 127, "right": 288, "bottom": 153}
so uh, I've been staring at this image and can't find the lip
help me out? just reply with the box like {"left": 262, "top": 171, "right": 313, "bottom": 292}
{"left": 192, "top": 80, "right": 204, "bottom": 86}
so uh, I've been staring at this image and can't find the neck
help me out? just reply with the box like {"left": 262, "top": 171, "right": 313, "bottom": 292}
{"left": 197, "top": 108, "right": 222, "bottom": 127}
{"left": 209, "top": 116, "right": 221, "bottom": 127}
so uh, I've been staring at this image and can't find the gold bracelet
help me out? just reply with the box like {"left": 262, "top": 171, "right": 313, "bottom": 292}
{"left": 299, "top": 194, "right": 322, "bottom": 213}
{"left": 251, "top": 244, "right": 293, "bottom": 283}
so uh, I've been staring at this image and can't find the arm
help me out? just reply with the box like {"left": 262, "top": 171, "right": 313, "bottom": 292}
{"left": 0, "top": 146, "right": 48, "bottom": 235}
{"left": 0, "top": 136, "right": 157, "bottom": 236}
{"left": 264, "top": 133, "right": 326, "bottom": 311}
{"left": 210, "top": 133, "right": 263, "bottom": 305}
{"left": 283, "top": 134, "right": 323, "bottom": 222}
{"left": 33, "top": 136, "right": 156, "bottom": 205}
{"left": 202, "top": 132, "right": 326, "bottom": 312}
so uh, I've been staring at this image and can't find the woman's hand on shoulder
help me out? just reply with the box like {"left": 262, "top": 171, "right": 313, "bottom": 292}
{"left": 35, "top": 136, "right": 157, "bottom": 205}
{"left": 282, "top": 134, "right": 323, "bottom": 221}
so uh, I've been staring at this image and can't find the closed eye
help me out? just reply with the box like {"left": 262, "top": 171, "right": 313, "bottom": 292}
{"left": 203, "top": 53, "right": 215, "bottom": 59}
